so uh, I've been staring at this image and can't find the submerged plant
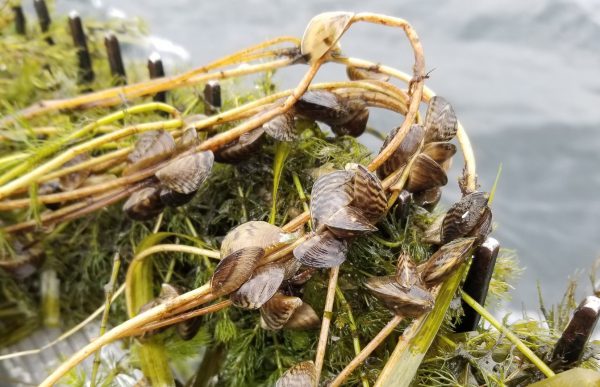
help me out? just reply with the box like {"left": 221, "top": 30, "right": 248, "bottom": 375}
{"left": 0, "top": 3, "right": 599, "bottom": 387}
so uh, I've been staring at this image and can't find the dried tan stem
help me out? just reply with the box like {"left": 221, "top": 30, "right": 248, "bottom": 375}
{"left": 314, "top": 266, "right": 340, "bottom": 383}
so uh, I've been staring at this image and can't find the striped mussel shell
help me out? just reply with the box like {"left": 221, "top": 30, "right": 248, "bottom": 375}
{"left": 377, "top": 124, "right": 425, "bottom": 179}
{"left": 466, "top": 206, "right": 493, "bottom": 246}
{"left": 423, "top": 96, "right": 458, "bottom": 144}
{"left": 0, "top": 240, "right": 45, "bottom": 279}
{"left": 348, "top": 163, "right": 387, "bottom": 224}
{"left": 346, "top": 65, "right": 390, "bottom": 82}
{"left": 309, "top": 170, "right": 354, "bottom": 231}
{"left": 158, "top": 188, "right": 196, "bottom": 207}
{"left": 413, "top": 187, "right": 442, "bottom": 212}
{"left": 230, "top": 262, "right": 286, "bottom": 309}
{"left": 295, "top": 90, "right": 360, "bottom": 126}
{"left": 293, "top": 230, "right": 348, "bottom": 268}
{"left": 275, "top": 360, "right": 317, "bottom": 387}
{"left": 58, "top": 153, "right": 91, "bottom": 191}
{"left": 405, "top": 153, "right": 448, "bottom": 193}
{"left": 260, "top": 293, "right": 303, "bottom": 330}
{"left": 364, "top": 275, "right": 433, "bottom": 318}
{"left": 422, "top": 142, "right": 456, "bottom": 166}
{"left": 176, "top": 126, "right": 200, "bottom": 151}
{"left": 220, "top": 221, "right": 297, "bottom": 257}
{"left": 419, "top": 237, "right": 476, "bottom": 287}
{"left": 155, "top": 151, "right": 214, "bottom": 194}
{"left": 123, "top": 186, "right": 164, "bottom": 221}
{"left": 284, "top": 302, "right": 321, "bottom": 330}
{"left": 214, "top": 127, "right": 265, "bottom": 163}
{"left": 301, "top": 11, "right": 353, "bottom": 63}
{"left": 331, "top": 99, "right": 369, "bottom": 137}
{"left": 441, "top": 191, "right": 489, "bottom": 244}
{"left": 211, "top": 247, "right": 265, "bottom": 297}
{"left": 395, "top": 252, "right": 420, "bottom": 290}
{"left": 262, "top": 110, "right": 298, "bottom": 142}
{"left": 124, "top": 130, "right": 176, "bottom": 175}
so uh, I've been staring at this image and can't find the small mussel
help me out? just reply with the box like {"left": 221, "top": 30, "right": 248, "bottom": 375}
{"left": 365, "top": 275, "right": 433, "bottom": 318}
{"left": 155, "top": 151, "right": 214, "bottom": 194}
{"left": 284, "top": 302, "right": 321, "bottom": 330}
{"left": 176, "top": 126, "right": 200, "bottom": 151}
{"left": 158, "top": 188, "right": 197, "bottom": 207}
{"left": 230, "top": 263, "right": 286, "bottom": 309}
{"left": 423, "top": 96, "right": 458, "bottom": 144}
{"left": 422, "top": 142, "right": 456, "bottom": 167}
{"left": 301, "top": 11, "right": 353, "bottom": 63}
{"left": 214, "top": 128, "right": 265, "bottom": 163}
{"left": 122, "top": 186, "right": 164, "bottom": 221}
{"left": 395, "top": 252, "right": 420, "bottom": 289}
{"left": 262, "top": 110, "right": 298, "bottom": 142}
{"left": 124, "top": 130, "right": 176, "bottom": 175}
{"left": 220, "top": 221, "right": 297, "bottom": 257}
{"left": 275, "top": 360, "right": 317, "bottom": 387}
{"left": 138, "top": 284, "right": 200, "bottom": 340}
{"left": 377, "top": 124, "right": 424, "bottom": 179}
{"left": 413, "top": 187, "right": 442, "bottom": 212}
{"left": 309, "top": 169, "right": 354, "bottom": 232}
{"left": 348, "top": 163, "right": 387, "bottom": 224}
{"left": 419, "top": 237, "right": 476, "bottom": 287}
{"left": 405, "top": 153, "right": 448, "bottom": 193}
{"left": 260, "top": 292, "right": 303, "bottom": 330}
{"left": 346, "top": 65, "right": 390, "bottom": 82}
{"left": 293, "top": 230, "right": 348, "bottom": 268}
{"left": 211, "top": 247, "right": 265, "bottom": 297}
{"left": 441, "top": 191, "right": 489, "bottom": 244}
{"left": 0, "top": 239, "right": 45, "bottom": 279}
{"left": 58, "top": 153, "right": 91, "bottom": 191}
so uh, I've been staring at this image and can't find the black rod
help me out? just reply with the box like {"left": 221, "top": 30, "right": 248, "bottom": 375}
{"left": 454, "top": 237, "right": 500, "bottom": 332}
{"left": 33, "top": 0, "right": 54, "bottom": 45}
{"left": 104, "top": 33, "right": 127, "bottom": 85}
{"left": 203, "top": 81, "right": 221, "bottom": 115}
{"left": 12, "top": 5, "right": 26, "bottom": 35}
{"left": 68, "top": 11, "right": 95, "bottom": 85}
{"left": 147, "top": 52, "right": 166, "bottom": 103}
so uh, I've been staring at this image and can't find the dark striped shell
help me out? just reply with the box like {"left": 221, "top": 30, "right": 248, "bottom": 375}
{"left": 466, "top": 206, "right": 493, "bottom": 246}
{"left": 424, "top": 96, "right": 458, "bottom": 143}
{"left": 413, "top": 187, "right": 442, "bottom": 212}
{"left": 405, "top": 154, "right": 448, "bottom": 193}
{"left": 230, "top": 263, "right": 285, "bottom": 309}
{"left": 260, "top": 293, "right": 303, "bottom": 330}
{"left": 275, "top": 361, "right": 317, "bottom": 387}
{"left": 214, "top": 128, "right": 265, "bottom": 163}
{"left": 422, "top": 142, "right": 457, "bottom": 165}
{"left": 284, "top": 303, "right": 321, "bottom": 330}
{"left": 331, "top": 106, "right": 369, "bottom": 137}
{"left": 419, "top": 237, "right": 476, "bottom": 287}
{"left": 309, "top": 170, "right": 354, "bottom": 230}
{"left": 220, "top": 221, "right": 296, "bottom": 257}
{"left": 441, "top": 191, "right": 489, "bottom": 244}
{"left": 295, "top": 90, "right": 366, "bottom": 127}
{"left": 364, "top": 275, "right": 433, "bottom": 317}
{"left": 58, "top": 153, "right": 91, "bottom": 191}
{"left": 395, "top": 252, "right": 419, "bottom": 290}
{"left": 176, "top": 127, "right": 200, "bottom": 151}
{"left": 263, "top": 111, "right": 298, "bottom": 142}
{"left": 211, "top": 247, "right": 264, "bottom": 297}
{"left": 349, "top": 164, "right": 387, "bottom": 223}
{"left": 346, "top": 65, "right": 390, "bottom": 82}
{"left": 125, "top": 130, "right": 176, "bottom": 175}
{"left": 293, "top": 230, "right": 348, "bottom": 268}
{"left": 123, "top": 186, "right": 163, "bottom": 221}
{"left": 155, "top": 151, "right": 214, "bottom": 194}
{"left": 159, "top": 188, "right": 196, "bottom": 207}
{"left": 377, "top": 124, "right": 425, "bottom": 178}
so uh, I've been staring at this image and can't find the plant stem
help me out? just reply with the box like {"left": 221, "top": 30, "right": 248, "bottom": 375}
{"left": 91, "top": 253, "right": 121, "bottom": 387}
{"left": 269, "top": 142, "right": 291, "bottom": 224}
{"left": 460, "top": 291, "right": 555, "bottom": 378}
{"left": 314, "top": 266, "right": 340, "bottom": 383}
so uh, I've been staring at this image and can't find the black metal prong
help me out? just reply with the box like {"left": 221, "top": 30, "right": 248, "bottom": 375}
{"left": 104, "top": 33, "right": 127, "bottom": 85}
{"left": 203, "top": 81, "right": 222, "bottom": 115}
{"left": 12, "top": 5, "right": 26, "bottom": 35}
{"left": 454, "top": 237, "right": 500, "bottom": 332}
{"left": 394, "top": 189, "right": 412, "bottom": 221}
{"left": 147, "top": 52, "right": 166, "bottom": 103}
{"left": 551, "top": 296, "right": 600, "bottom": 368}
{"left": 68, "top": 11, "right": 95, "bottom": 85}
{"left": 34, "top": 0, "right": 54, "bottom": 45}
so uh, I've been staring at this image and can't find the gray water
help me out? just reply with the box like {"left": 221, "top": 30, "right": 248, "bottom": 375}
{"left": 53, "top": 0, "right": 600, "bottom": 310}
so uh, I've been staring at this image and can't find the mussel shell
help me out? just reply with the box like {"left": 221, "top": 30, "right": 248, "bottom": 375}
{"left": 138, "top": 284, "right": 181, "bottom": 337}
{"left": 323, "top": 206, "right": 377, "bottom": 238}
{"left": 263, "top": 111, "right": 297, "bottom": 142}
{"left": 0, "top": 242, "right": 45, "bottom": 279}
{"left": 301, "top": 11, "right": 353, "bottom": 63}
{"left": 176, "top": 316, "right": 202, "bottom": 341}
{"left": 421, "top": 214, "right": 444, "bottom": 245}
{"left": 58, "top": 153, "right": 91, "bottom": 191}
{"left": 424, "top": 96, "right": 458, "bottom": 143}
{"left": 349, "top": 164, "right": 387, "bottom": 223}
{"left": 466, "top": 206, "right": 493, "bottom": 246}
{"left": 125, "top": 130, "right": 176, "bottom": 175}
{"left": 220, "top": 221, "right": 296, "bottom": 257}
{"left": 441, "top": 191, "right": 489, "bottom": 244}
{"left": 377, "top": 124, "right": 425, "bottom": 179}
{"left": 159, "top": 188, "right": 196, "bottom": 207}
{"left": 293, "top": 230, "right": 348, "bottom": 268}
{"left": 422, "top": 142, "right": 456, "bottom": 165}
{"left": 346, "top": 65, "right": 390, "bottom": 82}
{"left": 309, "top": 170, "right": 353, "bottom": 230}
{"left": 419, "top": 237, "right": 476, "bottom": 287}
{"left": 276, "top": 361, "right": 317, "bottom": 387}
{"left": 395, "top": 252, "right": 420, "bottom": 290}
{"left": 260, "top": 293, "right": 303, "bottom": 330}
{"left": 280, "top": 256, "right": 303, "bottom": 280}
{"left": 214, "top": 128, "right": 265, "bottom": 163}
{"left": 155, "top": 151, "right": 214, "bottom": 194}
{"left": 230, "top": 263, "right": 285, "bottom": 309}
{"left": 331, "top": 107, "right": 369, "bottom": 137}
{"left": 284, "top": 302, "right": 321, "bottom": 330}
{"left": 176, "top": 126, "right": 200, "bottom": 151}
{"left": 413, "top": 187, "right": 442, "bottom": 212}
{"left": 211, "top": 247, "right": 265, "bottom": 297}
{"left": 364, "top": 275, "right": 433, "bottom": 317}
{"left": 405, "top": 154, "right": 448, "bottom": 193}
{"left": 123, "top": 186, "right": 164, "bottom": 221}
{"left": 295, "top": 90, "right": 359, "bottom": 126}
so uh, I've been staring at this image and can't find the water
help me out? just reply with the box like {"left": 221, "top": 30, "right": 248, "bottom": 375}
{"left": 55, "top": 0, "right": 600, "bottom": 310}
